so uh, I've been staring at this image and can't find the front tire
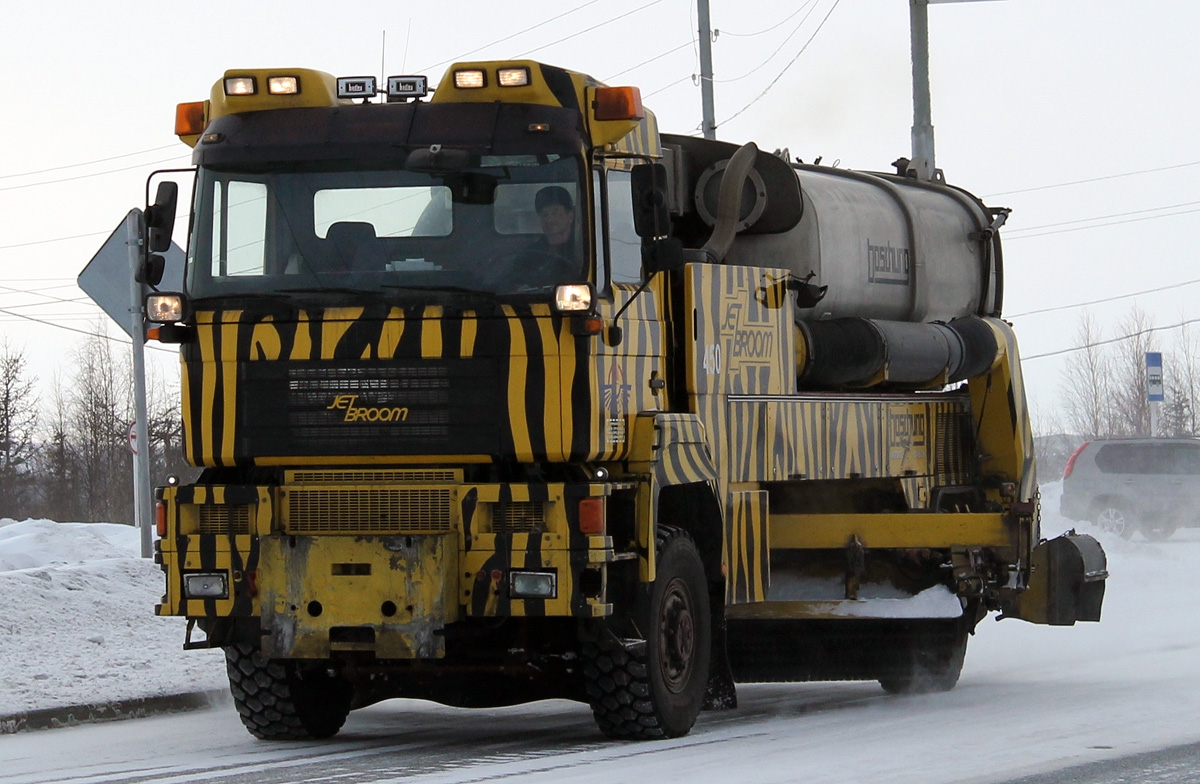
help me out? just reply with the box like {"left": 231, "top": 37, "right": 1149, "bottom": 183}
{"left": 582, "top": 527, "right": 711, "bottom": 739}
{"left": 1092, "top": 501, "right": 1134, "bottom": 540}
{"left": 224, "top": 644, "right": 352, "bottom": 740}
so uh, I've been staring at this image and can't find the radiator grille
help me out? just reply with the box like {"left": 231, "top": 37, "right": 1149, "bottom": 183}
{"left": 198, "top": 505, "right": 252, "bottom": 535}
{"left": 492, "top": 502, "right": 545, "bottom": 533}
{"left": 285, "top": 488, "right": 452, "bottom": 534}
{"left": 288, "top": 469, "right": 460, "bottom": 484}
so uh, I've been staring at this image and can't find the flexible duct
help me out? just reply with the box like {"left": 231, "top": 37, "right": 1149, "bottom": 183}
{"left": 699, "top": 142, "right": 760, "bottom": 263}
{"left": 797, "top": 316, "right": 999, "bottom": 389}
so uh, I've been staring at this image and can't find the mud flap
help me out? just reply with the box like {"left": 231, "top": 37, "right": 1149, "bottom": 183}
{"left": 1001, "top": 533, "right": 1107, "bottom": 625}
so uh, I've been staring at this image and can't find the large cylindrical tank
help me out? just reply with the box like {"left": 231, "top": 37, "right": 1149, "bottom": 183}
{"left": 723, "top": 164, "right": 1002, "bottom": 324}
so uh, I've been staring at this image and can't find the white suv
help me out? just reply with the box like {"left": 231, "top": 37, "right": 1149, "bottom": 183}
{"left": 1059, "top": 437, "right": 1200, "bottom": 540}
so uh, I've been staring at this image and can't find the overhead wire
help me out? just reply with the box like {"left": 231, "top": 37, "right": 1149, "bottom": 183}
{"left": 716, "top": 2, "right": 817, "bottom": 38}
{"left": 0, "top": 155, "right": 189, "bottom": 192}
{"left": 713, "top": 0, "right": 821, "bottom": 84}
{"left": 716, "top": 0, "right": 842, "bottom": 128}
{"left": 512, "top": 0, "right": 669, "bottom": 58}
{"left": 1009, "top": 276, "right": 1200, "bottom": 319}
{"left": 0, "top": 145, "right": 181, "bottom": 180}
{"left": 986, "top": 160, "right": 1200, "bottom": 198}
{"left": 603, "top": 41, "right": 694, "bottom": 82}
{"left": 1024, "top": 316, "right": 1200, "bottom": 361}
{"left": 418, "top": 0, "right": 606, "bottom": 71}
{"left": 1004, "top": 204, "right": 1200, "bottom": 240}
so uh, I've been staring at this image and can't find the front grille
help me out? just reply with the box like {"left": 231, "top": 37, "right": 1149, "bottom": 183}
{"left": 289, "top": 469, "right": 460, "bottom": 484}
{"left": 492, "top": 502, "right": 545, "bottom": 533}
{"left": 284, "top": 487, "right": 452, "bottom": 534}
{"left": 198, "top": 505, "right": 252, "bottom": 535}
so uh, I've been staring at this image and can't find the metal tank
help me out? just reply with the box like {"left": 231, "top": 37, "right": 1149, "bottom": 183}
{"left": 666, "top": 137, "right": 1010, "bottom": 389}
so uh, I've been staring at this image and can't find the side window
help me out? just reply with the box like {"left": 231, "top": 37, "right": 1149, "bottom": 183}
{"left": 606, "top": 170, "right": 643, "bottom": 285}
{"left": 1095, "top": 444, "right": 1134, "bottom": 474}
{"left": 214, "top": 181, "right": 267, "bottom": 277}
{"left": 593, "top": 169, "right": 607, "bottom": 291}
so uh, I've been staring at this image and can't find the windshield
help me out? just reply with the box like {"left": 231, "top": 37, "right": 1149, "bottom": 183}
{"left": 186, "top": 155, "right": 587, "bottom": 300}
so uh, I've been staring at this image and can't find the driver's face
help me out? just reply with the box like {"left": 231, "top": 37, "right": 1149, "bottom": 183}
{"left": 538, "top": 205, "right": 573, "bottom": 246}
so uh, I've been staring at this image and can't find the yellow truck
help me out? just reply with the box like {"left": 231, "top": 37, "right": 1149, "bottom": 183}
{"left": 144, "top": 60, "right": 1106, "bottom": 741}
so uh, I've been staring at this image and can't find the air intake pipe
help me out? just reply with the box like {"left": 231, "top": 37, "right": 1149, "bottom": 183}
{"left": 797, "top": 316, "right": 999, "bottom": 389}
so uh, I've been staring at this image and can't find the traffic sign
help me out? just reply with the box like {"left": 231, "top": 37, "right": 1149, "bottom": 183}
{"left": 78, "top": 213, "right": 184, "bottom": 338}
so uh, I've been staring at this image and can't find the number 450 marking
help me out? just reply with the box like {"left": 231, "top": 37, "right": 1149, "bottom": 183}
{"left": 702, "top": 343, "right": 722, "bottom": 375}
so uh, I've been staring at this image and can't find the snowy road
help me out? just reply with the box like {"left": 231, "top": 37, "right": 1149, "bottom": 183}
{"left": 4, "top": 486, "right": 1200, "bottom": 784}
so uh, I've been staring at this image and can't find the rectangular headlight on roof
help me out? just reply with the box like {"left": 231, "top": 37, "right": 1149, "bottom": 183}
{"left": 267, "top": 76, "right": 299, "bottom": 95}
{"left": 497, "top": 67, "right": 530, "bottom": 87}
{"left": 454, "top": 69, "right": 486, "bottom": 89}
{"left": 337, "top": 76, "right": 377, "bottom": 99}
{"left": 387, "top": 75, "right": 428, "bottom": 99}
{"left": 224, "top": 76, "right": 257, "bottom": 96}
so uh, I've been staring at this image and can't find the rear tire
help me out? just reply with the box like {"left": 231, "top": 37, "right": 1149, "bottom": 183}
{"left": 224, "top": 644, "right": 352, "bottom": 740}
{"left": 1141, "top": 519, "right": 1178, "bottom": 541}
{"left": 581, "top": 527, "right": 711, "bottom": 740}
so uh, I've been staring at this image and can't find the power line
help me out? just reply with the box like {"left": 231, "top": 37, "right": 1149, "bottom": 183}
{"left": 1025, "top": 316, "right": 1200, "bottom": 361}
{"left": 645, "top": 74, "right": 694, "bottom": 99}
{"left": 986, "top": 160, "right": 1200, "bottom": 199}
{"left": 1005, "top": 205, "right": 1200, "bottom": 240}
{"left": 418, "top": 0, "right": 606, "bottom": 71}
{"left": 1009, "top": 276, "right": 1200, "bottom": 319}
{"left": 513, "top": 0, "right": 669, "bottom": 58}
{"left": 716, "top": 2, "right": 817, "bottom": 38}
{"left": 0, "top": 145, "right": 180, "bottom": 180}
{"left": 716, "top": 0, "right": 841, "bottom": 128}
{"left": 714, "top": 1, "right": 821, "bottom": 84}
{"left": 603, "top": 41, "right": 694, "bottom": 82}
{"left": 0, "top": 305, "right": 175, "bottom": 353}
{"left": 0, "top": 155, "right": 189, "bottom": 193}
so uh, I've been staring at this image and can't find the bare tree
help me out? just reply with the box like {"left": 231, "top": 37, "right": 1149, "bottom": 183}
{"left": 1109, "top": 308, "right": 1157, "bottom": 437}
{"left": 1059, "top": 313, "right": 1114, "bottom": 439}
{"left": 0, "top": 340, "right": 39, "bottom": 517}
{"left": 33, "top": 378, "right": 83, "bottom": 522}
{"left": 67, "top": 328, "right": 134, "bottom": 522}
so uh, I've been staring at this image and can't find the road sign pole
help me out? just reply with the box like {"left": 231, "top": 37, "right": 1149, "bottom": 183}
{"left": 1146, "top": 352, "right": 1164, "bottom": 438}
{"left": 125, "top": 210, "right": 153, "bottom": 558}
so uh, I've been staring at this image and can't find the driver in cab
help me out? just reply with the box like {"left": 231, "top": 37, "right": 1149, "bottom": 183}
{"left": 533, "top": 185, "right": 576, "bottom": 261}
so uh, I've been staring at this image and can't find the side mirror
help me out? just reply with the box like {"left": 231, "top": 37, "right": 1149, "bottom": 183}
{"left": 136, "top": 253, "right": 166, "bottom": 287}
{"left": 631, "top": 163, "right": 671, "bottom": 239}
{"left": 145, "top": 181, "right": 178, "bottom": 253}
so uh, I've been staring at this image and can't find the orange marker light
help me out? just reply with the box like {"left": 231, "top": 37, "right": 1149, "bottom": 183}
{"left": 578, "top": 498, "right": 604, "bottom": 534}
{"left": 594, "top": 86, "right": 644, "bottom": 121}
{"left": 155, "top": 502, "right": 167, "bottom": 537}
{"left": 175, "top": 101, "right": 206, "bottom": 137}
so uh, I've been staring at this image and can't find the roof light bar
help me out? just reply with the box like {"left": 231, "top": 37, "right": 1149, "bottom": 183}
{"left": 223, "top": 76, "right": 257, "bottom": 96}
{"left": 454, "top": 69, "right": 486, "bottom": 89}
{"left": 497, "top": 67, "right": 530, "bottom": 87}
{"left": 267, "top": 76, "right": 299, "bottom": 95}
{"left": 337, "top": 76, "right": 377, "bottom": 99}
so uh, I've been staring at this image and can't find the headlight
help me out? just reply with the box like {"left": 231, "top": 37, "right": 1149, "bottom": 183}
{"left": 497, "top": 67, "right": 530, "bottom": 87}
{"left": 267, "top": 76, "right": 299, "bottom": 95}
{"left": 454, "top": 69, "right": 486, "bottom": 89}
{"left": 223, "top": 76, "right": 257, "bottom": 96}
{"left": 554, "top": 284, "right": 593, "bottom": 313}
{"left": 183, "top": 573, "right": 228, "bottom": 599}
{"left": 509, "top": 571, "right": 557, "bottom": 599}
{"left": 145, "top": 293, "right": 184, "bottom": 323}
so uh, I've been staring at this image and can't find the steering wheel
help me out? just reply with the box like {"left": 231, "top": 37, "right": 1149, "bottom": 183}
{"left": 483, "top": 249, "right": 576, "bottom": 289}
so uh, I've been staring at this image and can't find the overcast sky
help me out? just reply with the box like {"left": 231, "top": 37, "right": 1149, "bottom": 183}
{"left": 1, "top": 0, "right": 1197, "bottom": 431}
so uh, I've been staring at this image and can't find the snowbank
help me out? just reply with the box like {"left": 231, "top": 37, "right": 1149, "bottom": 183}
{"left": 0, "top": 519, "right": 226, "bottom": 716}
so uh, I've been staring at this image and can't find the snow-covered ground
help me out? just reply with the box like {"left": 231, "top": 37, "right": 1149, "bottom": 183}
{"left": 0, "top": 520, "right": 226, "bottom": 716}
{"left": 1, "top": 479, "right": 1197, "bottom": 749}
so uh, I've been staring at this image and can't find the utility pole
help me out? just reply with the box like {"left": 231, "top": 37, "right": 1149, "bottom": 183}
{"left": 697, "top": 0, "right": 716, "bottom": 140}
{"left": 909, "top": 0, "right": 935, "bottom": 180}
{"left": 909, "top": 0, "right": 1004, "bottom": 181}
